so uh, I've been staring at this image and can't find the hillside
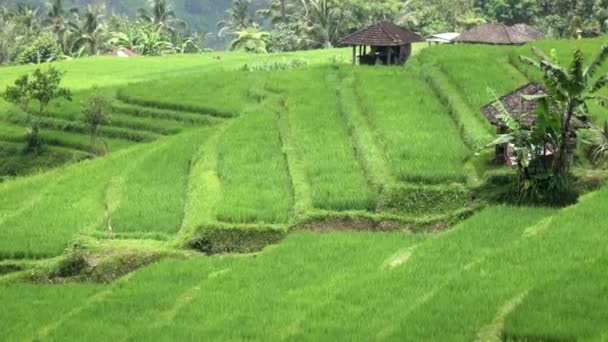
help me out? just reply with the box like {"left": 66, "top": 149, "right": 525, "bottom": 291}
{"left": 1, "top": 38, "right": 608, "bottom": 340}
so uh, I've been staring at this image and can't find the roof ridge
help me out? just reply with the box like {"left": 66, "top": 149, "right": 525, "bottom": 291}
{"left": 378, "top": 21, "right": 400, "bottom": 44}
{"left": 340, "top": 23, "right": 377, "bottom": 44}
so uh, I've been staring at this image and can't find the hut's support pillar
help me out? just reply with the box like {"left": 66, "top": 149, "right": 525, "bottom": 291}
{"left": 387, "top": 48, "right": 392, "bottom": 65}
{"left": 352, "top": 46, "right": 356, "bottom": 65}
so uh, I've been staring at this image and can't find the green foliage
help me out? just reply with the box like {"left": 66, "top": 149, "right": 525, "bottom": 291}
{"left": 519, "top": 43, "right": 608, "bottom": 186}
{"left": 82, "top": 90, "right": 112, "bottom": 153}
{"left": 3, "top": 67, "right": 72, "bottom": 153}
{"left": 229, "top": 28, "right": 270, "bottom": 53}
{"left": 267, "top": 23, "right": 304, "bottom": 52}
{"left": 15, "top": 32, "right": 62, "bottom": 65}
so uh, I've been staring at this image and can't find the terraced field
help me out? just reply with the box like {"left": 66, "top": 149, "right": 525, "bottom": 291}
{"left": 1, "top": 39, "right": 607, "bottom": 340}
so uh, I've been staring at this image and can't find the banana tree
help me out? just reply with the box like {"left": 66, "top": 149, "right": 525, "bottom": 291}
{"left": 520, "top": 42, "right": 608, "bottom": 185}
{"left": 484, "top": 87, "right": 561, "bottom": 198}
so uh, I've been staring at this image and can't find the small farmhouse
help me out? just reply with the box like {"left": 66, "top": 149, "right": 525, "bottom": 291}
{"left": 481, "top": 82, "right": 588, "bottom": 165}
{"left": 339, "top": 21, "right": 424, "bottom": 65}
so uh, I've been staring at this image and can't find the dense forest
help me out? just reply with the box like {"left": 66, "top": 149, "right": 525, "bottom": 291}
{"left": 1, "top": 0, "right": 607, "bottom": 65}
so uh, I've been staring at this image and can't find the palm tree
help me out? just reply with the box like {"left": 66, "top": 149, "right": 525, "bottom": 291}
{"left": 138, "top": 0, "right": 179, "bottom": 32}
{"left": 11, "top": 4, "right": 40, "bottom": 34}
{"left": 218, "top": 0, "right": 256, "bottom": 37}
{"left": 299, "top": 0, "right": 352, "bottom": 48}
{"left": 520, "top": 43, "right": 608, "bottom": 184}
{"left": 44, "top": 0, "right": 78, "bottom": 54}
{"left": 66, "top": 6, "right": 107, "bottom": 56}
{"left": 258, "top": 0, "right": 297, "bottom": 25}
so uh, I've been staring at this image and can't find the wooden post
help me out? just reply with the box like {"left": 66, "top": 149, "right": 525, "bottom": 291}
{"left": 363, "top": 45, "right": 367, "bottom": 55}
{"left": 387, "top": 48, "right": 392, "bottom": 65}
{"left": 352, "top": 46, "right": 356, "bottom": 65}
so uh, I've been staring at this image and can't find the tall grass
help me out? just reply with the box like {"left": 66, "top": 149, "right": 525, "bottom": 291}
{"left": 273, "top": 67, "right": 376, "bottom": 211}
{"left": 109, "top": 129, "right": 214, "bottom": 234}
{"left": 354, "top": 66, "right": 469, "bottom": 184}
{"left": 215, "top": 95, "right": 292, "bottom": 224}
{"left": 0, "top": 142, "right": 154, "bottom": 258}
{"left": 118, "top": 70, "right": 260, "bottom": 118}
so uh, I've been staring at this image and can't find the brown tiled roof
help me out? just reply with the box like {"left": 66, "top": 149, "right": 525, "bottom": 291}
{"left": 340, "top": 21, "right": 424, "bottom": 46}
{"left": 481, "top": 82, "right": 547, "bottom": 128}
{"left": 455, "top": 23, "right": 543, "bottom": 45}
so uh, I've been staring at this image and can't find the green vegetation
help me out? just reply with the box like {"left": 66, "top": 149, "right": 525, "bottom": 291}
{"left": 1, "top": 30, "right": 608, "bottom": 340}
{"left": 354, "top": 67, "right": 469, "bottom": 184}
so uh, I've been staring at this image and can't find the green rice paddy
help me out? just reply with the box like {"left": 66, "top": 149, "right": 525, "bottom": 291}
{"left": 0, "top": 39, "right": 607, "bottom": 340}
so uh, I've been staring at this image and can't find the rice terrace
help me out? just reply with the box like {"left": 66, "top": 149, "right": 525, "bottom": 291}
{"left": 1, "top": 0, "right": 608, "bottom": 341}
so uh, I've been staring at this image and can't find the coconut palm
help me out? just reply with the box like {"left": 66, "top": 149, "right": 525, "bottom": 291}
{"left": 299, "top": 0, "right": 352, "bottom": 48}
{"left": 66, "top": 6, "right": 107, "bottom": 56}
{"left": 218, "top": 0, "right": 256, "bottom": 37}
{"left": 257, "top": 0, "right": 299, "bottom": 25}
{"left": 138, "top": 0, "right": 180, "bottom": 32}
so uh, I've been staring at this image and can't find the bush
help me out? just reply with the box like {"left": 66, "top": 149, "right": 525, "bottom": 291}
{"left": 15, "top": 32, "right": 63, "bottom": 65}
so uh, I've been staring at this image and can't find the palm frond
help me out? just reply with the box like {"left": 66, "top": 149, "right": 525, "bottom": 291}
{"left": 590, "top": 73, "right": 608, "bottom": 93}
{"left": 585, "top": 41, "right": 608, "bottom": 78}
{"left": 487, "top": 87, "right": 520, "bottom": 131}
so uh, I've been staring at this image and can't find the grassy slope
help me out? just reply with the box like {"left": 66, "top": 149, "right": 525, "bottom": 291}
{"left": 1, "top": 39, "right": 608, "bottom": 339}
{"left": 5, "top": 200, "right": 608, "bottom": 340}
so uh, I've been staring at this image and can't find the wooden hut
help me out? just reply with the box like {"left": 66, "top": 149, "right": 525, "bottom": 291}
{"left": 455, "top": 23, "right": 543, "bottom": 45}
{"left": 481, "top": 82, "right": 587, "bottom": 164}
{"left": 339, "top": 21, "right": 424, "bottom": 66}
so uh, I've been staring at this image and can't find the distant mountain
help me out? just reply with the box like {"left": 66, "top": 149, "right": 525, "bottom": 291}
{"left": 3, "top": 0, "right": 269, "bottom": 49}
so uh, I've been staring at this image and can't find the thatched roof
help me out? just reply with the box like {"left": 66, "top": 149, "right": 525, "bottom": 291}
{"left": 481, "top": 82, "right": 547, "bottom": 128}
{"left": 481, "top": 82, "right": 588, "bottom": 129}
{"left": 455, "top": 23, "right": 543, "bottom": 45}
{"left": 340, "top": 21, "right": 424, "bottom": 47}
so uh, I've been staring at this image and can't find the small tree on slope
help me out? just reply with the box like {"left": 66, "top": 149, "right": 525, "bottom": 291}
{"left": 3, "top": 67, "right": 72, "bottom": 153}
{"left": 82, "top": 89, "right": 112, "bottom": 154}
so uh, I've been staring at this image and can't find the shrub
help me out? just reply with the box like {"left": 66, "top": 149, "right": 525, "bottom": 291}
{"left": 15, "top": 32, "right": 63, "bottom": 65}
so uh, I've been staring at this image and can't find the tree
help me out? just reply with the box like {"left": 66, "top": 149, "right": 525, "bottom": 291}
{"left": 485, "top": 88, "right": 562, "bottom": 202}
{"left": 519, "top": 43, "right": 608, "bottom": 188}
{"left": 138, "top": 0, "right": 179, "bottom": 30}
{"left": 82, "top": 90, "right": 112, "bottom": 154}
{"left": 65, "top": 5, "right": 107, "bottom": 56}
{"left": 229, "top": 28, "right": 270, "bottom": 53}
{"left": 3, "top": 67, "right": 72, "bottom": 153}
{"left": 218, "top": 0, "right": 256, "bottom": 37}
